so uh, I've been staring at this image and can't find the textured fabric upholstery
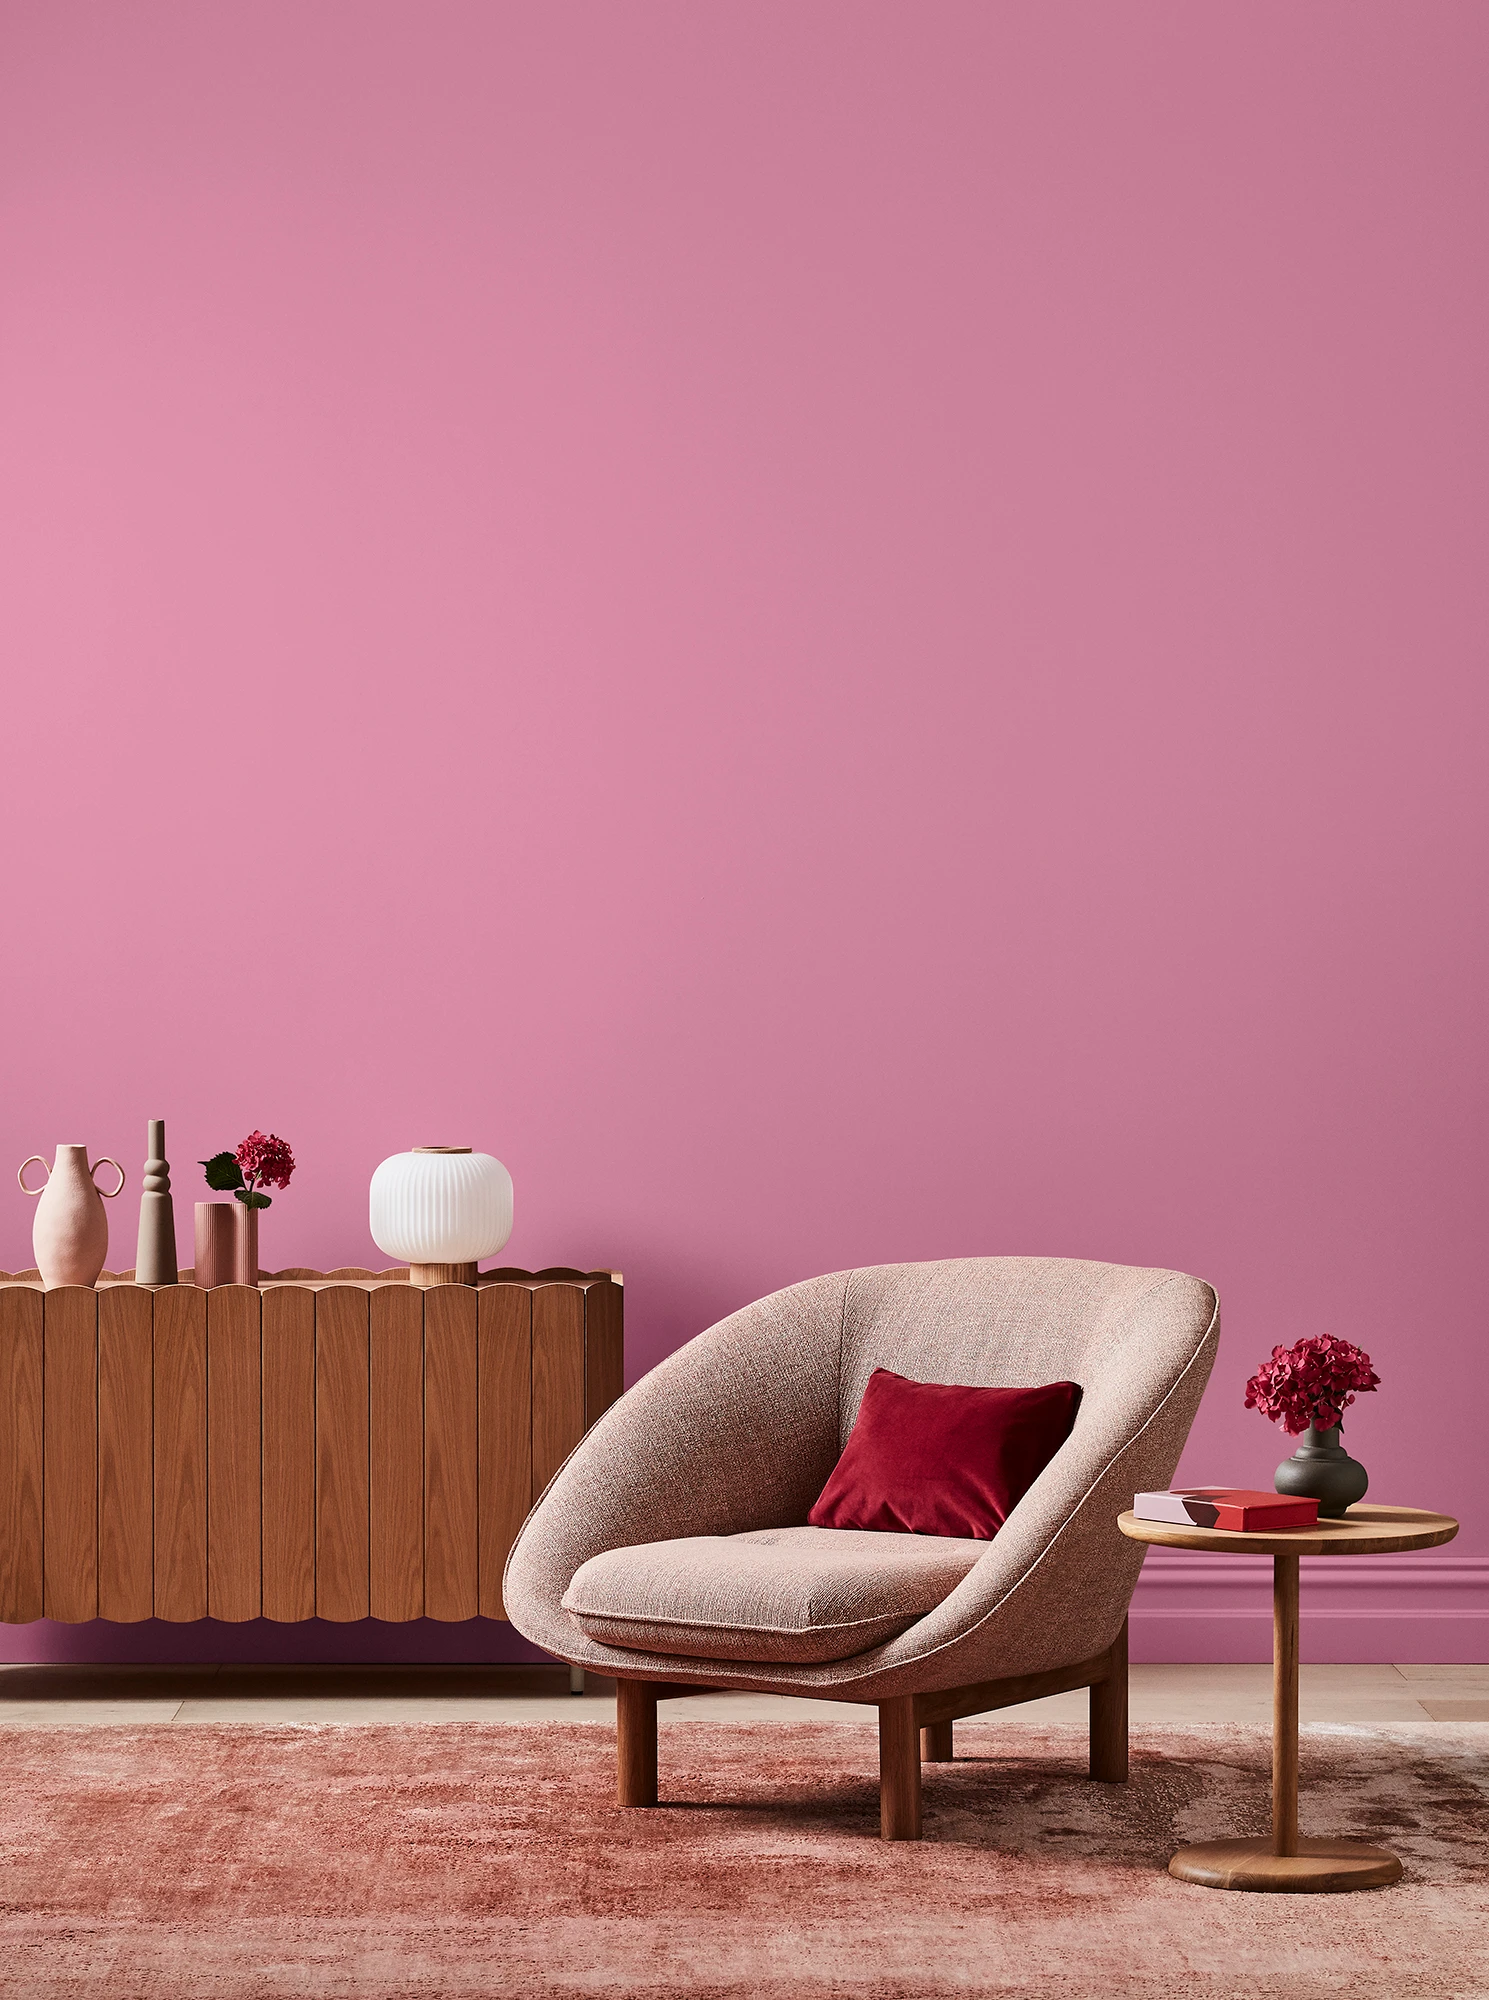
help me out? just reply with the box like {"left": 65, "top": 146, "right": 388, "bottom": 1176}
{"left": 563, "top": 1525, "right": 988, "bottom": 1663}
{"left": 504, "top": 1258, "right": 1219, "bottom": 1699}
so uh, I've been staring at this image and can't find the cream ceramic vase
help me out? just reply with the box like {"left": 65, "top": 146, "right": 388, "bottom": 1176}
{"left": 18, "top": 1145, "right": 126, "bottom": 1289}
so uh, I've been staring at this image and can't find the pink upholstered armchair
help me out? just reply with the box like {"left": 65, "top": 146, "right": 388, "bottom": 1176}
{"left": 505, "top": 1257, "right": 1219, "bottom": 1839}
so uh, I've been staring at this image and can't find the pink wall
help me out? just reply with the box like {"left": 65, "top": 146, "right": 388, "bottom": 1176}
{"left": 2, "top": 2, "right": 1485, "bottom": 1665}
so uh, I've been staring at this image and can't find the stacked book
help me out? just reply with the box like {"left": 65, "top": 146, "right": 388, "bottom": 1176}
{"left": 1132, "top": 1488, "right": 1319, "bottom": 1530}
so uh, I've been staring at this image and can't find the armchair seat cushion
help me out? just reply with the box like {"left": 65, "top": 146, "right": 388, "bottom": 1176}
{"left": 561, "top": 1524, "right": 986, "bottom": 1664}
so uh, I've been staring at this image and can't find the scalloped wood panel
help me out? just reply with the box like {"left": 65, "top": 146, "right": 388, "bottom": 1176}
{"left": 0, "top": 1272, "right": 619, "bottom": 1624}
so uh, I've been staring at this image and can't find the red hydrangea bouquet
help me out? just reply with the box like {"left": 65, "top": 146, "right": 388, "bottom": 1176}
{"left": 1244, "top": 1335, "right": 1380, "bottom": 1436}
{"left": 201, "top": 1131, "right": 296, "bottom": 1211}
{"left": 1246, "top": 1334, "right": 1380, "bottom": 1518}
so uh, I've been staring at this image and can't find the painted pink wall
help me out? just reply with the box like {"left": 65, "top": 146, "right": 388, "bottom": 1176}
{"left": 1, "top": 2, "right": 1485, "bottom": 1664}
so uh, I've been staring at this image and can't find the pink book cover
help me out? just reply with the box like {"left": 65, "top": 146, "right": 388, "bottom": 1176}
{"left": 1133, "top": 1488, "right": 1320, "bottom": 1530}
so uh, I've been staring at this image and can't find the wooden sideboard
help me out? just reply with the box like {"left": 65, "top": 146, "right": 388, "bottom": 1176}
{"left": 0, "top": 1267, "right": 622, "bottom": 1625}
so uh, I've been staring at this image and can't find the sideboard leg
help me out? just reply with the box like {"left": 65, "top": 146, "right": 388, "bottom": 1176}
{"left": 616, "top": 1678, "right": 659, "bottom": 1807}
{"left": 569, "top": 1664, "right": 586, "bottom": 1695}
{"left": 1090, "top": 1615, "right": 1129, "bottom": 1782}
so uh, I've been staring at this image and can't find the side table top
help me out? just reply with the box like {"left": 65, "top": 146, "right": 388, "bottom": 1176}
{"left": 1118, "top": 1503, "right": 1458, "bottom": 1558}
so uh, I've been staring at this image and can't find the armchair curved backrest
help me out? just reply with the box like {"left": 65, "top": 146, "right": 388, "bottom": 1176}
{"left": 505, "top": 1257, "right": 1219, "bottom": 1700}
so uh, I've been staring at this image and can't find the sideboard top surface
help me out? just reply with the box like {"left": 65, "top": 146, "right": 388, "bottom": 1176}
{"left": 0, "top": 1266, "right": 621, "bottom": 1292}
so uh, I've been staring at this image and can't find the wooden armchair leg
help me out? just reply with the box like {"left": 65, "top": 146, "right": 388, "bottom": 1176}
{"left": 878, "top": 1696, "right": 922, "bottom": 1839}
{"left": 920, "top": 1719, "right": 954, "bottom": 1762}
{"left": 617, "top": 1678, "right": 659, "bottom": 1807}
{"left": 1089, "top": 1616, "right": 1129, "bottom": 1783}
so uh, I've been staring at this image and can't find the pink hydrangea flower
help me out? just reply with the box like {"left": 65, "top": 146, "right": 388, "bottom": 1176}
{"left": 236, "top": 1131, "right": 296, "bottom": 1192}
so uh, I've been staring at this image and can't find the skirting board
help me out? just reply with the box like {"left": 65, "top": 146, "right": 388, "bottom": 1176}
{"left": 1129, "top": 1550, "right": 1489, "bottom": 1664}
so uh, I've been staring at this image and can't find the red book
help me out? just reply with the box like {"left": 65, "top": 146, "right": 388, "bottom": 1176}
{"left": 1133, "top": 1488, "right": 1320, "bottom": 1531}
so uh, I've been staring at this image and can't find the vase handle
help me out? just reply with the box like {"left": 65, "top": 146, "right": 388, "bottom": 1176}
{"left": 91, "top": 1157, "right": 126, "bottom": 1198}
{"left": 17, "top": 1156, "right": 48, "bottom": 1195}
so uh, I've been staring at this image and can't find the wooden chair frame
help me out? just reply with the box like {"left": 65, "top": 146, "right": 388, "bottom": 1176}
{"left": 614, "top": 1615, "right": 1129, "bottom": 1840}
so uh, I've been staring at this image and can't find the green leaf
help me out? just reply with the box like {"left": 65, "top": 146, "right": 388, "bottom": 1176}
{"left": 201, "top": 1152, "right": 245, "bottom": 1192}
{"left": 235, "top": 1189, "right": 272, "bottom": 1209}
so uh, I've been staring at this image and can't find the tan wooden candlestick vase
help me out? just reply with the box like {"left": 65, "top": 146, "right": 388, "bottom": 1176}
{"left": 134, "top": 1119, "right": 178, "bottom": 1287}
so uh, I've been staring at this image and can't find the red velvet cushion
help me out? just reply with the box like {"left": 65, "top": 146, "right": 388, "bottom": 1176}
{"left": 807, "top": 1369, "right": 1082, "bottom": 1540}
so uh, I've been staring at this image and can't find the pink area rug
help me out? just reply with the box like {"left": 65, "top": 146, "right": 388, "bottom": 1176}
{"left": 0, "top": 1720, "right": 1484, "bottom": 1998}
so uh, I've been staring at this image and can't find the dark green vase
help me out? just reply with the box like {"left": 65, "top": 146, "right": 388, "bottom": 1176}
{"left": 1274, "top": 1424, "right": 1368, "bottom": 1519}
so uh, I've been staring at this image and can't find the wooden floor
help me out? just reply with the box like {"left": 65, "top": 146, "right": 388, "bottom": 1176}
{"left": 0, "top": 1661, "right": 1483, "bottom": 1726}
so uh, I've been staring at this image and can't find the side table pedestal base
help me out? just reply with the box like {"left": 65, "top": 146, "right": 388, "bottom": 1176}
{"left": 1168, "top": 1836, "right": 1402, "bottom": 1893}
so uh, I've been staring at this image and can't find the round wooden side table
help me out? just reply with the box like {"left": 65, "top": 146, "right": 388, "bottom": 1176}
{"left": 1118, "top": 1503, "right": 1459, "bottom": 1892}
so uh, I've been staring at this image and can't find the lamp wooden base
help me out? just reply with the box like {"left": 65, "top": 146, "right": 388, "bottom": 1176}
{"left": 408, "top": 1261, "right": 479, "bottom": 1287}
{"left": 1168, "top": 1836, "right": 1402, "bottom": 1893}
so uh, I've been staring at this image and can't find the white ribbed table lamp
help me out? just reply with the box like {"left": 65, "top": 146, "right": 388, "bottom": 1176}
{"left": 369, "top": 1146, "right": 514, "bottom": 1287}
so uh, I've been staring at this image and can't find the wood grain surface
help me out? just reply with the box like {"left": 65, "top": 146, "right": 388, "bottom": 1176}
{"left": 912, "top": 1647, "right": 1117, "bottom": 1728}
{"left": 0, "top": 1287, "right": 43, "bottom": 1622}
{"left": 1089, "top": 1616, "right": 1129, "bottom": 1783}
{"left": 370, "top": 1284, "right": 423, "bottom": 1621}
{"left": 582, "top": 1278, "right": 624, "bottom": 1429}
{"left": 1273, "top": 1552, "right": 1300, "bottom": 1854}
{"left": 616, "top": 1679, "right": 660, "bottom": 1808}
{"left": 478, "top": 1283, "right": 532, "bottom": 1618}
{"left": 154, "top": 1286, "right": 208, "bottom": 1620}
{"left": 1167, "top": 1834, "right": 1403, "bottom": 1892}
{"left": 424, "top": 1286, "right": 478, "bottom": 1621}
{"left": 43, "top": 1288, "right": 98, "bottom": 1622}
{"left": 532, "top": 1284, "right": 585, "bottom": 1498}
{"left": 0, "top": 1270, "right": 620, "bottom": 1626}
{"left": 262, "top": 1286, "right": 315, "bottom": 1622}
{"left": 920, "top": 1720, "right": 954, "bottom": 1762}
{"left": 207, "top": 1286, "right": 262, "bottom": 1621}
{"left": 1117, "top": 1504, "right": 1458, "bottom": 1557}
{"left": 877, "top": 1696, "right": 922, "bottom": 1841}
{"left": 98, "top": 1285, "right": 153, "bottom": 1621}
{"left": 315, "top": 1287, "right": 370, "bottom": 1621}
